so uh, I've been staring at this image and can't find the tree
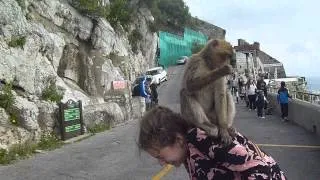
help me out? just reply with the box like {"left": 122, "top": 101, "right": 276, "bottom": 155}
{"left": 191, "top": 42, "right": 205, "bottom": 54}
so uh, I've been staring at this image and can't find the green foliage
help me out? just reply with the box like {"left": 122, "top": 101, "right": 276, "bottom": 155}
{"left": 9, "top": 113, "right": 19, "bottom": 126}
{"left": 37, "top": 133, "right": 63, "bottom": 151}
{"left": 128, "top": 29, "right": 142, "bottom": 53}
{"left": 88, "top": 123, "right": 110, "bottom": 134}
{"left": 0, "top": 141, "right": 37, "bottom": 165}
{"left": 141, "top": 0, "right": 192, "bottom": 33}
{"left": 71, "top": 0, "right": 110, "bottom": 17}
{"left": 8, "top": 36, "right": 26, "bottom": 48}
{"left": 15, "top": 0, "right": 26, "bottom": 10}
{"left": 0, "top": 149, "right": 11, "bottom": 164}
{"left": 41, "top": 80, "right": 63, "bottom": 103}
{"left": 106, "top": 0, "right": 131, "bottom": 30}
{"left": 0, "top": 83, "right": 15, "bottom": 111}
{"left": 0, "top": 134, "right": 63, "bottom": 165}
{"left": 191, "top": 42, "right": 205, "bottom": 54}
{"left": 72, "top": 0, "right": 132, "bottom": 31}
{"left": 147, "top": 22, "right": 158, "bottom": 33}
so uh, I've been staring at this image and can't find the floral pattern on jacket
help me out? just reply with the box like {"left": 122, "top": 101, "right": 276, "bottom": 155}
{"left": 184, "top": 128, "right": 287, "bottom": 180}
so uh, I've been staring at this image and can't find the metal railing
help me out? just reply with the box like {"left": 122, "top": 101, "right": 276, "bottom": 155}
{"left": 269, "top": 88, "right": 320, "bottom": 104}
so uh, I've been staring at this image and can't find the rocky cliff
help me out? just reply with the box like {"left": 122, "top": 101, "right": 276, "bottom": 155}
{"left": 0, "top": 0, "right": 158, "bottom": 149}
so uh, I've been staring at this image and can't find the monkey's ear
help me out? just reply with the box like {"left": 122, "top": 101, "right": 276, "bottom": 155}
{"left": 211, "top": 40, "right": 219, "bottom": 47}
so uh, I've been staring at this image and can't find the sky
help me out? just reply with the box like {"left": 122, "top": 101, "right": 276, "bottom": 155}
{"left": 183, "top": 0, "right": 320, "bottom": 78}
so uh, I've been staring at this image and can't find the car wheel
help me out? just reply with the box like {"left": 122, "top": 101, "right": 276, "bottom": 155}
{"left": 158, "top": 79, "right": 161, "bottom": 85}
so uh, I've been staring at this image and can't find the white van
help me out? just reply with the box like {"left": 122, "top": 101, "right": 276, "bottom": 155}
{"left": 146, "top": 67, "right": 167, "bottom": 85}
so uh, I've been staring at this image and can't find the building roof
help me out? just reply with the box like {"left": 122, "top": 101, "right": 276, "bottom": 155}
{"left": 257, "top": 50, "right": 281, "bottom": 64}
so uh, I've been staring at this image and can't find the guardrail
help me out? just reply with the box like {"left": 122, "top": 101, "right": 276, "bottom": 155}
{"left": 269, "top": 88, "right": 320, "bottom": 104}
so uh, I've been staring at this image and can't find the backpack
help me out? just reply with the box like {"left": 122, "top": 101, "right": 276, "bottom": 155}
{"left": 132, "top": 85, "right": 140, "bottom": 96}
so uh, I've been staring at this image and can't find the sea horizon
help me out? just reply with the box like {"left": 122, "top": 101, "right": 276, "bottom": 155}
{"left": 306, "top": 76, "right": 320, "bottom": 92}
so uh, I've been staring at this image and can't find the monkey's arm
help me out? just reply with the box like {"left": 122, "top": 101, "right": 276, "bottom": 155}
{"left": 186, "top": 65, "right": 232, "bottom": 92}
{"left": 180, "top": 89, "right": 218, "bottom": 137}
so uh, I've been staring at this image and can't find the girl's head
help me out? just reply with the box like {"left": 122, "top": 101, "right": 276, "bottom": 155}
{"left": 138, "top": 106, "right": 190, "bottom": 167}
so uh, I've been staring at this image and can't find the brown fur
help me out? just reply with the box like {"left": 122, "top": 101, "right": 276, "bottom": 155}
{"left": 180, "top": 39, "right": 236, "bottom": 144}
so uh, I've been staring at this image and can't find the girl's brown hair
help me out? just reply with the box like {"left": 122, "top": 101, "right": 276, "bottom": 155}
{"left": 138, "top": 106, "right": 190, "bottom": 151}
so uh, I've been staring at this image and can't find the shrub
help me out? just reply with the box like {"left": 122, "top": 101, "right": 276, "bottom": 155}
{"left": 37, "top": 133, "right": 63, "bottom": 151}
{"left": 88, "top": 123, "right": 110, "bottom": 134}
{"left": 0, "top": 83, "right": 15, "bottom": 111}
{"left": 15, "top": 0, "right": 26, "bottom": 10}
{"left": 41, "top": 80, "right": 63, "bottom": 103}
{"left": 71, "top": 0, "right": 110, "bottom": 17}
{"left": 0, "top": 134, "right": 63, "bottom": 165}
{"left": 8, "top": 36, "right": 26, "bottom": 48}
{"left": 106, "top": 0, "right": 131, "bottom": 30}
{"left": 191, "top": 42, "right": 205, "bottom": 54}
{"left": 128, "top": 29, "right": 142, "bottom": 53}
{"left": 141, "top": 0, "right": 192, "bottom": 33}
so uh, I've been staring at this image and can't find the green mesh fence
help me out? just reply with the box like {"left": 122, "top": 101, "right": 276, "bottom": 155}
{"left": 158, "top": 28, "right": 208, "bottom": 68}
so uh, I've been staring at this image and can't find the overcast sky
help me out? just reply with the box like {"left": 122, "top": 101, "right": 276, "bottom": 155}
{"left": 183, "top": 0, "right": 319, "bottom": 77}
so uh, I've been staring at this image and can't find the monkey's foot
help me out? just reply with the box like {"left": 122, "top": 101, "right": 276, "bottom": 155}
{"left": 205, "top": 126, "right": 219, "bottom": 137}
{"left": 228, "top": 127, "right": 237, "bottom": 137}
{"left": 219, "top": 128, "right": 233, "bottom": 145}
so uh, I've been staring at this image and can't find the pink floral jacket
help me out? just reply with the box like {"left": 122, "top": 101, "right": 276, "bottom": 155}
{"left": 184, "top": 128, "right": 287, "bottom": 180}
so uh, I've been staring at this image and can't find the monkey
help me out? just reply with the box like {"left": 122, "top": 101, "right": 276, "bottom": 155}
{"left": 180, "top": 39, "right": 236, "bottom": 144}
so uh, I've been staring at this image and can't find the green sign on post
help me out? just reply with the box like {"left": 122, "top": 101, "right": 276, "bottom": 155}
{"left": 59, "top": 100, "right": 84, "bottom": 141}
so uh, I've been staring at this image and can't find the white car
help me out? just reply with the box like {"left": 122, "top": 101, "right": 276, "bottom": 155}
{"left": 146, "top": 67, "right": 167, "bottom": 85}
{"left": 176, "top": 56, "right": 188, "bottom": 65}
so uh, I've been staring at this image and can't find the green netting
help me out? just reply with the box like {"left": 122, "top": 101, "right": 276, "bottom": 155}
{"left": 158, "top": 28, "right": 208, "bottom": 68}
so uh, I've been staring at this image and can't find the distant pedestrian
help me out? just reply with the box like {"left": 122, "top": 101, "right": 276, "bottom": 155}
{"left": 149, "top": 82, "right": 158, "bottom": 107}
{"left": 231, "top": 76, "right": 238, "bottom": 96}
{"left": 246, "top": 79, "right": 257, "bottom": 110}
{"left": 139, "top": 76, "right": 152, "bottom": 113}
{"left": 277, "top": 81, "right": 292, "bottom": 122}
{"left": 256, "top": 90, "right": 268, "bottom": 118}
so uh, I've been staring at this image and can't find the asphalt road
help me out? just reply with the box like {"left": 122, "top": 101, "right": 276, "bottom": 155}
{"left": 0, "top": 64, "right": 319, "bottom": 180}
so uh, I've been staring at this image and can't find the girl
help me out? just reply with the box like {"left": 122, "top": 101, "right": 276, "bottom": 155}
{"left": 138, "top": 106, "right": 287, "bottom": 180}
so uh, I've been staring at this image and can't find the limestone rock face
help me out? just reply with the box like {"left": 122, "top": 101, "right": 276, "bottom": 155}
{"left": 31, "top": 0, "right": 93, "bottom": 40}
{"left": 11, "top": 96, "right": 39, "bottom": 131}
{"left": 83, "top": 102, "right": 125, "bottom": 128}
{"left": 0, "top": 0, "right": 159, "bottom": 149}
{"left": 36, "top": 101, "right": 59, "bottom": 132}
{"left": 0, "top": 126, "right": 33, "bottom": 150}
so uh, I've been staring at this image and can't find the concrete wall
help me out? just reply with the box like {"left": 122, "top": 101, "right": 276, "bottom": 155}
{"left": 268, "top": 93, "right": 320, "bottom": 137}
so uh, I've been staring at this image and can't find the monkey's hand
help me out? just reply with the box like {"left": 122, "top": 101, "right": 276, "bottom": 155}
{"left": 218, "top": 64, "right": 233, "bottom": 76}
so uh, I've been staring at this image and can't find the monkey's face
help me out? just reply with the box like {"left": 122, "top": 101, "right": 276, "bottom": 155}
{"left": 210, "top": 39, "right": 234, "bottom": 66}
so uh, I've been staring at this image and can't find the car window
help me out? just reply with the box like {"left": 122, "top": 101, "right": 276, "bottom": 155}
{"left": 146, "top": 70, "right": 160, "bottom": 75}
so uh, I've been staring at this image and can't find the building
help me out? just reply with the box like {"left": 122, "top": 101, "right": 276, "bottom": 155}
{"left": 234, "top": 39, "right": 286, "bottom": 80}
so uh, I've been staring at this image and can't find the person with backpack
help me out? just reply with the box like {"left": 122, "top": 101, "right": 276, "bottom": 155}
{"left": 149, "top": 82, "right": 158, "bottom": 106}
{"left": 277, "top": 81, "right": 292, "bottom": 122}
{"left": 256, "top": 90, "right": 268, "bottom": 118}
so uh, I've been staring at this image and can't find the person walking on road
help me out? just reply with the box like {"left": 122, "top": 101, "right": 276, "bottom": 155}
{"left": 256, "top": 90, "right": 268, "bottom": 118}
{"left": 139, "top": 76, "right": 152, "bottom": 114}
{"left": 138, "top": 106, "right": 287, "bottom": 180}
{"left": 277, "top": 81, "right": 292, "bottom": 122}
{"left": 246, "top": 79, "right": 257, "bottom": 110}
{"left": 149, "top": 82, "right": 158, "bottom": 107}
